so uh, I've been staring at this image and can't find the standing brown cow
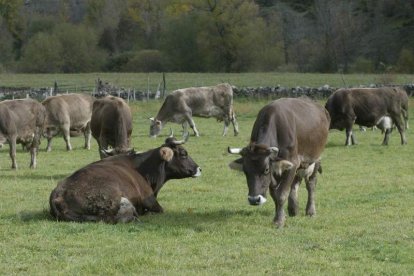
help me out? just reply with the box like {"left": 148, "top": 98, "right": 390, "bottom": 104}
{"left": 42, "top": 93, "right": 94, "bottom": 151}
{"left": 325, "top": 87, "right": 407, "bottom": 145}
{"left": 91, "top": 96, "right": 133, "bottom": 159}
{"left": 0, "top": 99, "right": 46, "bottom": 169}
{"left": 228, "top": 98, "right": 330, "bottom": 228}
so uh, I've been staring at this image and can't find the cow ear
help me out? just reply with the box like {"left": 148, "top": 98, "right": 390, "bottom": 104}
{"left": 160, "top": 147, "right": 174, "bottom": 162}
{"left": 156, "top": 120, "right": 162, "bottom": 126}
{"left": 272, "top": 160, "right": 294, "bottom": 176}
{"left": 229, "top": 158, "right": 243, "bottom": 171}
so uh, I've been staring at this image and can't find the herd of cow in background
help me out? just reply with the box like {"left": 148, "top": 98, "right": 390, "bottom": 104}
{"left": 0, "top": 83, "right": 409, "bottom": 227}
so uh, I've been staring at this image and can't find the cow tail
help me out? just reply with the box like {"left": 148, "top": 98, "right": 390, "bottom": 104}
{"left": 115, "top": 112, "right": 129, "bottom": 152}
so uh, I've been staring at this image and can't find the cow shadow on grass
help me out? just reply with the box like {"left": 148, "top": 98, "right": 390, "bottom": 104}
{"left": 138, "top": 208, "right": 273, "bottom": 229}
{"left": 8, "top": 207, "right": 273, "bottom": 229}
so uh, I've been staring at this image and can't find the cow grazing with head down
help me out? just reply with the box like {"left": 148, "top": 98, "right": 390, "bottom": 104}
{"left": 0, "top": 99, "right": 46, "bottom": 169}
{"left": 49, "top": 137, "right": 201, "bottom": 223}
{"left": 42, "top": 93, "right": 94, "bottom": 151}
{"left": 228, "top": 98, "right": 330, "bottom": 228}
{"left": 149, "top": 83, "right": 239, "bottom": 137}
{"left": 91, "top": 96, "right": 133, "bottom": 159}
{"left": 325, "top": 87, "right": 407, "bottom": 146}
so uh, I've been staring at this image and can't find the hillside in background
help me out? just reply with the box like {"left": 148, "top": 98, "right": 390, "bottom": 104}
{"left": 1, "top": 0, "right": 413, "bottom": 73}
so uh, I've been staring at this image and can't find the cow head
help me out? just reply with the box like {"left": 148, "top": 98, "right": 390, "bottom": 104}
{"left": 149, "top": 117, "right": 163, "bottom": 137}
{"left": 228, "top": 143, "right": 293, "bottom": 206}
{"left": 162, "top": 137, "right": 201, "bottom": 180}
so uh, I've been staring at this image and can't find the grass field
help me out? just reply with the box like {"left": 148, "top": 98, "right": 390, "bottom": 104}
{"left": 1, "top": 72, "right": 414, "bottom": 92}
{"left": 1, "top": 74, "right": 414, "bottom": 275}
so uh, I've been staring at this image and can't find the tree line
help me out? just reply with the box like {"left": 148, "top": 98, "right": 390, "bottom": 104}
{"left": 1, "top": 0, "right": 413, "bottom": 74}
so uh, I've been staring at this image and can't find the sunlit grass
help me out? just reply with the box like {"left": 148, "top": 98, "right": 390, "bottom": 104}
{"left": 0, "top": 76, "right": 413, "bottom": 274}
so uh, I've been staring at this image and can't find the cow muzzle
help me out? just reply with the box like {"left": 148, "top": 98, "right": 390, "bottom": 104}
{"left": 192, "top": 167, "right": 202, "bottom": 177}
{"left": 248, "top": 195, "right": 267, "bottom": 205}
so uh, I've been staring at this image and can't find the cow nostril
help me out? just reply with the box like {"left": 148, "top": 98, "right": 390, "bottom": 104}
{"left": 192, "top": 167, "right": 202, "bottom": 177}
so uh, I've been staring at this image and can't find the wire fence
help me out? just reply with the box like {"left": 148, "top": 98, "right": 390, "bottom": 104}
{"left": 1, "top": 79, "right": 413, "bottom": 102}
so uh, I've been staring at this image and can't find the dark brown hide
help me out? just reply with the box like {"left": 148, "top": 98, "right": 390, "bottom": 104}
{"left": 0, "top": 99, "right": 46, "bottom": 169}
{"left": 91, "top": 96, "right": 133, "bottom": 159}
{"left": 229, "top": 98, "right": 330, "bottom": 228}
{"left": 49, "top": 138, "right": 201, "bottom": 223}
{"left": 325, "top": 87, "right": 407, "bottom": 145}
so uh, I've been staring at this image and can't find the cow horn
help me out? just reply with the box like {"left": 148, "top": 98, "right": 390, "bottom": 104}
{"left": 149, "top": 117, "right": 154, "bottom": 121}
{"left": 169, "top": 128, "right": 174, "bottom": 138}
{"left": 172, "top": 132, "right": 189, "bottom": 145}
{"left": 228, "top": 147, "right": 243, "bottom": 154}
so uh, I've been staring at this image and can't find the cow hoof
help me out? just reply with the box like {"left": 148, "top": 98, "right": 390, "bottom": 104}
{"left": 273, "top": 219, "right": 285, "bottom": 228}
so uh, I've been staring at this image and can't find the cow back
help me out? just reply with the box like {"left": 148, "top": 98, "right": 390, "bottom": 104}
{"left": 0, "top": 99, "right": 46, "bottom": 140}
{"left": 43, "top": 93, "right": 94, "bottom": 128}
{"left": 251, "top": 97, "right": 330, "bottom": 162}
{"left": 91, "top": 96, "right": 132, "bottom": 151}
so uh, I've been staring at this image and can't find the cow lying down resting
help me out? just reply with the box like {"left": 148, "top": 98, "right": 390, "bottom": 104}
{"left": 49, "top": 137, "right": 201, "bottom": 223}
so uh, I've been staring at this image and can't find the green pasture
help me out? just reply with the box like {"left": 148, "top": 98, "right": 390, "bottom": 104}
{"left": 1, "top": 72, "right": 414, "bottom": 91}
{"left": 0, "top": 74, "right": 414, "bottom": 275}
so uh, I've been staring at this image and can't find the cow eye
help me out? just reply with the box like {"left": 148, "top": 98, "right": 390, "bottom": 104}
{"left": 179, "top": 149, "right": 188, "bottom": 158}
{"left": 264, "top": 167, "right": 270, "bottom": 175}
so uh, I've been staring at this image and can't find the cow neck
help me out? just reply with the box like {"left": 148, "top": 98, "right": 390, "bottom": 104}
{"left": 155, "top": 99, "right": 172, "bottom": 123}
{"left": 132, "top": 148, "right": 167, "bottom": 193}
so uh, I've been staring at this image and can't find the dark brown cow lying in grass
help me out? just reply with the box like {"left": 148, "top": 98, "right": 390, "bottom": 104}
{"left": 49, "top": 137, "right": 201, "bottom": 223}
{"left": 91, "top": 96, "right": 133, "bottom": 159}
{"left": 0, "top": 99, "right": 46, "bottom": 169}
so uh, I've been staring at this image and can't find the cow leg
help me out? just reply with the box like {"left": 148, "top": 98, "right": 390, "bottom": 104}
{"left": 389, "top": 114, "right": 407, "bottom": 145}
{"left": 29, "top": 145, "right": 37, "bottom": 169}
{"left": 182, "top": 122, "right": 189, "bottom": 136}
{"left": 382, "top": 128, "right": 392, "bottom": 145}
{"left": 222, "top": 118, "right": 230, "bottom": 136}
{"left": 396, "top": 122, "right": 407, "bottom": 145}
{"left": 84, "top": 122, "right": 91, "bottom": 150}
{"left": 305, "top": 163, "right": 320, "bottom": 217}
{"left": 270, "top": 169, "right": 296, "bottom": 228}
{"left": 231, "top": 113, "right": 239, "bottom": 136}
{"left": 46, "top": 137, "right": 53, "bottom": 152}
{"left": 288, "top": 175, "right": 302, "bottom": 216}
{"left": 185, "top": 115, "right": 199, "bottom": 136}
{"left": 62, "top": 124, "right": 72, "bottom": 151}
{"left": 345, "top": 127, "right": 357, "bottom": 145}
{"left": 8, "top": 137, "right": 17, "bottom": 169}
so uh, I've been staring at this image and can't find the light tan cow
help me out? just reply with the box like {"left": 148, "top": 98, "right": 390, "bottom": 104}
{"left": 42, "top": 93, "right": 94, "bottom": 151}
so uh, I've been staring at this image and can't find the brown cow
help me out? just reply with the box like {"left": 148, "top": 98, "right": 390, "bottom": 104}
{"left": 325, "top": 87, "right": 407, "bottom": 145}
{"left": 228, "top": 98, "right": 330, "bottom": 228}
{"left": 42, "top": 93, "right": 94, "bottom": 151}
{"left": 49, "top": 137, "right": 201, "bottom": 223}
{"left": 149, "top": 83, "right": 238, "bottom": 137}
{"left": 91, "top": 96, "right": 133, "bottom": 159}
{"left": 0, "top": 99, "right": 46, "bottom": 169}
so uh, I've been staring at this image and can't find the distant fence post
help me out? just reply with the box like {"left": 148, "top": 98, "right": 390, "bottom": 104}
{"left": 162, "top": 72, "right": 166, "bottom": 99}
